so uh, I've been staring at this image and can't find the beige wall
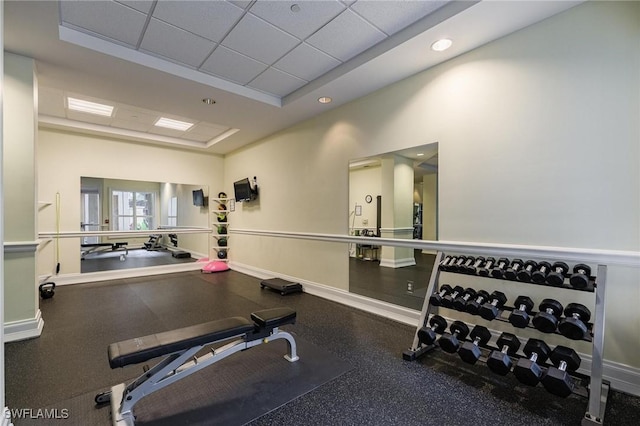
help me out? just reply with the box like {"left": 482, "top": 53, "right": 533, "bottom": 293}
{"left": 37, "top": 129, "right": 224, "bottom": 276}
{"left": 225, "top": 1, "right": 640, "bottom": 367}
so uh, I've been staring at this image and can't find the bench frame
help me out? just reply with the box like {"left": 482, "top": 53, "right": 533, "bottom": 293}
{"left": 105, "top": 325, "right": 298, "bottom": 426}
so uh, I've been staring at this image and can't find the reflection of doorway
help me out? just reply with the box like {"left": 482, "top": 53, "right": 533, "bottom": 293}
{"left": 80, "top": 189, "right": 100, "bottom": 244}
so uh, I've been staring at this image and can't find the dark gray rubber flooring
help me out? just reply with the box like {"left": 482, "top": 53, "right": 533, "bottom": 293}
{"left": 6, "top": 270, "right": 640, "bottom": 425}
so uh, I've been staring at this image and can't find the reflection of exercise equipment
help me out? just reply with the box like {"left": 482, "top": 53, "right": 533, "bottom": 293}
{"left": 163, "top": 234, "right": 191, "bottom": 258}
{"left": 96, "top": 308, "right": 299, "bottom": 424}
{"left": 39, "top": 282, "right": 56, "bottom": 299}
{"left": 144, "top": 234, "right": 163, "bottom": 251}
{"left": 81, "top": 242, "right": 128, "bottom": 259}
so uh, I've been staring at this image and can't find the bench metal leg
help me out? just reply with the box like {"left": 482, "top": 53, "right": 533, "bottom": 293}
{"left": 109, "top": 328, "right": 299, "bottom": 426}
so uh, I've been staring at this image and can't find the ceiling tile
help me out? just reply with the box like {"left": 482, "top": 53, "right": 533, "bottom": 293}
{"left": 60, "top": 0, "right": 147, "bottom": 47}
{"left": 249, "top": 0, "right": 345, "bottom": 40}
{"left": 152, "top": 1, "right": 244, "bottom": 43}
{"left": 181, "top": 132, "right": 214, "bottom": 143}
{"left": 140, "top": 18, "right": 216, "bottom": 68}
{"left": 190, "top": 122, "right": 230, "bottom": 135}
{"left": 113, "top": 107, "right": 157, "bottom": 125}
{"left": 248, "top": 68, "right": 307, "bottom": 97}
{"left": 115, "top": 1, "right": 154, "bottom": 14}
{"left": 200, "top": 46, "right": 268, "bottom": 85}
{"left": 111, "top": 118, "right": 152, "bottom": 132}
{"left": 306, "top": 9, "right": 386, "bottom": 62}
{"left": 222, "top": 13, "right": 300, "bottom": 65}
{"left": 351, "top": 0, "right": 448, "bottom": 35}
{"left": 274, "top": 43, "right": 341, "bottom": 82}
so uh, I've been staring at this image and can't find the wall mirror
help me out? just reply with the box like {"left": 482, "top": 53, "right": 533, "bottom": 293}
{"left": 348, "top": 143, "right": 438, "bottom": 310}
{"left": 80, "top": 177, "right": 209, "bottom": 273}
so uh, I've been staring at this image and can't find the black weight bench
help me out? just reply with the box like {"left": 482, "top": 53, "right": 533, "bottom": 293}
{"left": 81, "top": 242, "right": 128, "bottom": 259}
{"left": 97, "top": 307, "right": 298, "bottom": 426}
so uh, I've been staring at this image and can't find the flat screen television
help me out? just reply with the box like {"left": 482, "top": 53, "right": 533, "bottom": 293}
{"left": 234, "top": 178, "right": 256, "bottom": 202}
{"left": 192, "top": 189, "right": 206, "bottom": 207}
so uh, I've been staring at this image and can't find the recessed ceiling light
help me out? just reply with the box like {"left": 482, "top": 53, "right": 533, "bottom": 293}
{"left": 431, "top": 38, "right": 453, "bottom": 52}
{"left": 417, "top": 153, "right": 424, "bottom": 157}
{"left": 290, "top": 4, "right": 301, "bottom": 13}
{"left": 155, "top": 117, "right": 194, "bottom": 131}
{"left": 67, "top": 97, "right": 114, "bottom": 117}
{"left": 202, "top": 98, "right": 216, "bottom": 105}
{"left": 318, "top": 97, "right": 332, "bottom": 104}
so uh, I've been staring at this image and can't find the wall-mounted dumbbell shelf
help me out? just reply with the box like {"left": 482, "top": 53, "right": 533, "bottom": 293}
{"left": 403, "top": 251, "right": 609, "bottom": 426}
{"left": 211, "top": 197, "right": 230, "bottom": 262}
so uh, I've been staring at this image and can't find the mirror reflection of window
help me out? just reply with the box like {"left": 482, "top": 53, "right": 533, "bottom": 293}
{"left": 80, "top": 190, "right": 100, "bottom": 244}
{"left": 168, "top": 196, "right": 177, "bottom": 227}
{"left": 112, "top": 190, "right": 156, "bottom": 231}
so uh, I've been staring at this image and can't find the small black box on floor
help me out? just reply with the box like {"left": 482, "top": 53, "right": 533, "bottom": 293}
{"left": 260, "top": 278, "right": 303, "bottom": 295}
{"left": 171, "top": 251, "right": 191, "bottom": 259}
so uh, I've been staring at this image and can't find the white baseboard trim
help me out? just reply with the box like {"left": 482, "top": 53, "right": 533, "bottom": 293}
{"left": 40, "top": 262, "right": 203, "bottom": 286}
{"left": 379, "top": 257, "right": 416, "bottom": 268}
{"left": 2, "top": 407, "right": 13, "bottom": 426}
{"left": 230, "top": 261, "right": 640, "bottom": 396}
{"left": 4, "top": 310, "right": 43, "bottom": 342}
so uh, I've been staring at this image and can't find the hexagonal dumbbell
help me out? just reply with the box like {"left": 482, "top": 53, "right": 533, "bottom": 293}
{"left": 417, "top": 315, "right": 448, "bottom": 346}
{"left": 531, "top": 261, "right": 552, "bottom": 284}
{"left": 569, "top": 264, "right": 592, "bottom": 289}
{"left": 508, "top": 295, "right": 535, "bottom": 328}
{"left": 486, "top": 333, "right": 521, "bottom": 376}
{"left": 478, "top": 291, "right": 507, "bottom": 321}
{"left": 532, "top": 299, "right": 564, "bottom": 333}
{"left": 513, "top": 338, "right": 551, "bottom": 386}
{"left": 459, "top": 256, "right": 478, "bottom": 274}
{"left": 438, "top": 255, "right": 455, "bottom": 272}
{"left": 458, "top": 325, "right": 492, "bottom": 365}
{"left": 541, "top": 346, "right": 582, "bottom": 397}
{"left": 449, "top": 256, "right": 468, "bottom": 273}
{"left": 438, "top": 321, "right": 470, "bottom": 354}
{"left": 477, "top": 257, "right": 496, "bottom": 277}
{"left": 465, "top": 290, "right": 490, "bottom": 315}
{"left": 463, "top": 257, "right": 485, "bottom": 274}
{"left": 452, "top": 288, "right": 476, "bottom": 311}
{"left": 546, "top": 261, "right": 569, "bottom": 287}
{"left": 516, "top": 260, "right": 538, "bottom": 283}
{"left": 490, "top": 258, "right": 510, "bottom": 279}
{"left": 441, "top": 285, "right": 465, "bottom": 308}
{"left": 429, "top": 284, "right": 453, "bottom": 307}
{"left": 558, "top": 303, "right": 591, "bottom": 340}
{"left": 503, "top": 259, "right": 525, "bottom": 281}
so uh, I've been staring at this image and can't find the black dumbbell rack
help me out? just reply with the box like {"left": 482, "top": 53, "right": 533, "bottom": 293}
{"left": 402, "top": 251, "right": 609, "bottom": 426}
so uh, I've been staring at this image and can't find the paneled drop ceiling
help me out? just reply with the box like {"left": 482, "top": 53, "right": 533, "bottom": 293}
{"left": 4, "top": 1, "right": 582, "bottom": 154}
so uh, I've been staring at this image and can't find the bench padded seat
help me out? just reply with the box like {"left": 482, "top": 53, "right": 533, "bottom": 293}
{"left": 251, "top": 307, "right": 296, "bottom": 328}
{"left": 108, "top": 317, "right": 254, "bottom": 368}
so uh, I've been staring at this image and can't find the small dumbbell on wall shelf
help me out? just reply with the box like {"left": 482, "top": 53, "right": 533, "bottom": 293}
{"left": 429, "top": 284, "right": 453, "bottom": 307}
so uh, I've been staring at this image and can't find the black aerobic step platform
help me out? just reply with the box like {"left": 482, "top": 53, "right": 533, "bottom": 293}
{"left": 260, "top": 278, "right": 303, "bottom": 295}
